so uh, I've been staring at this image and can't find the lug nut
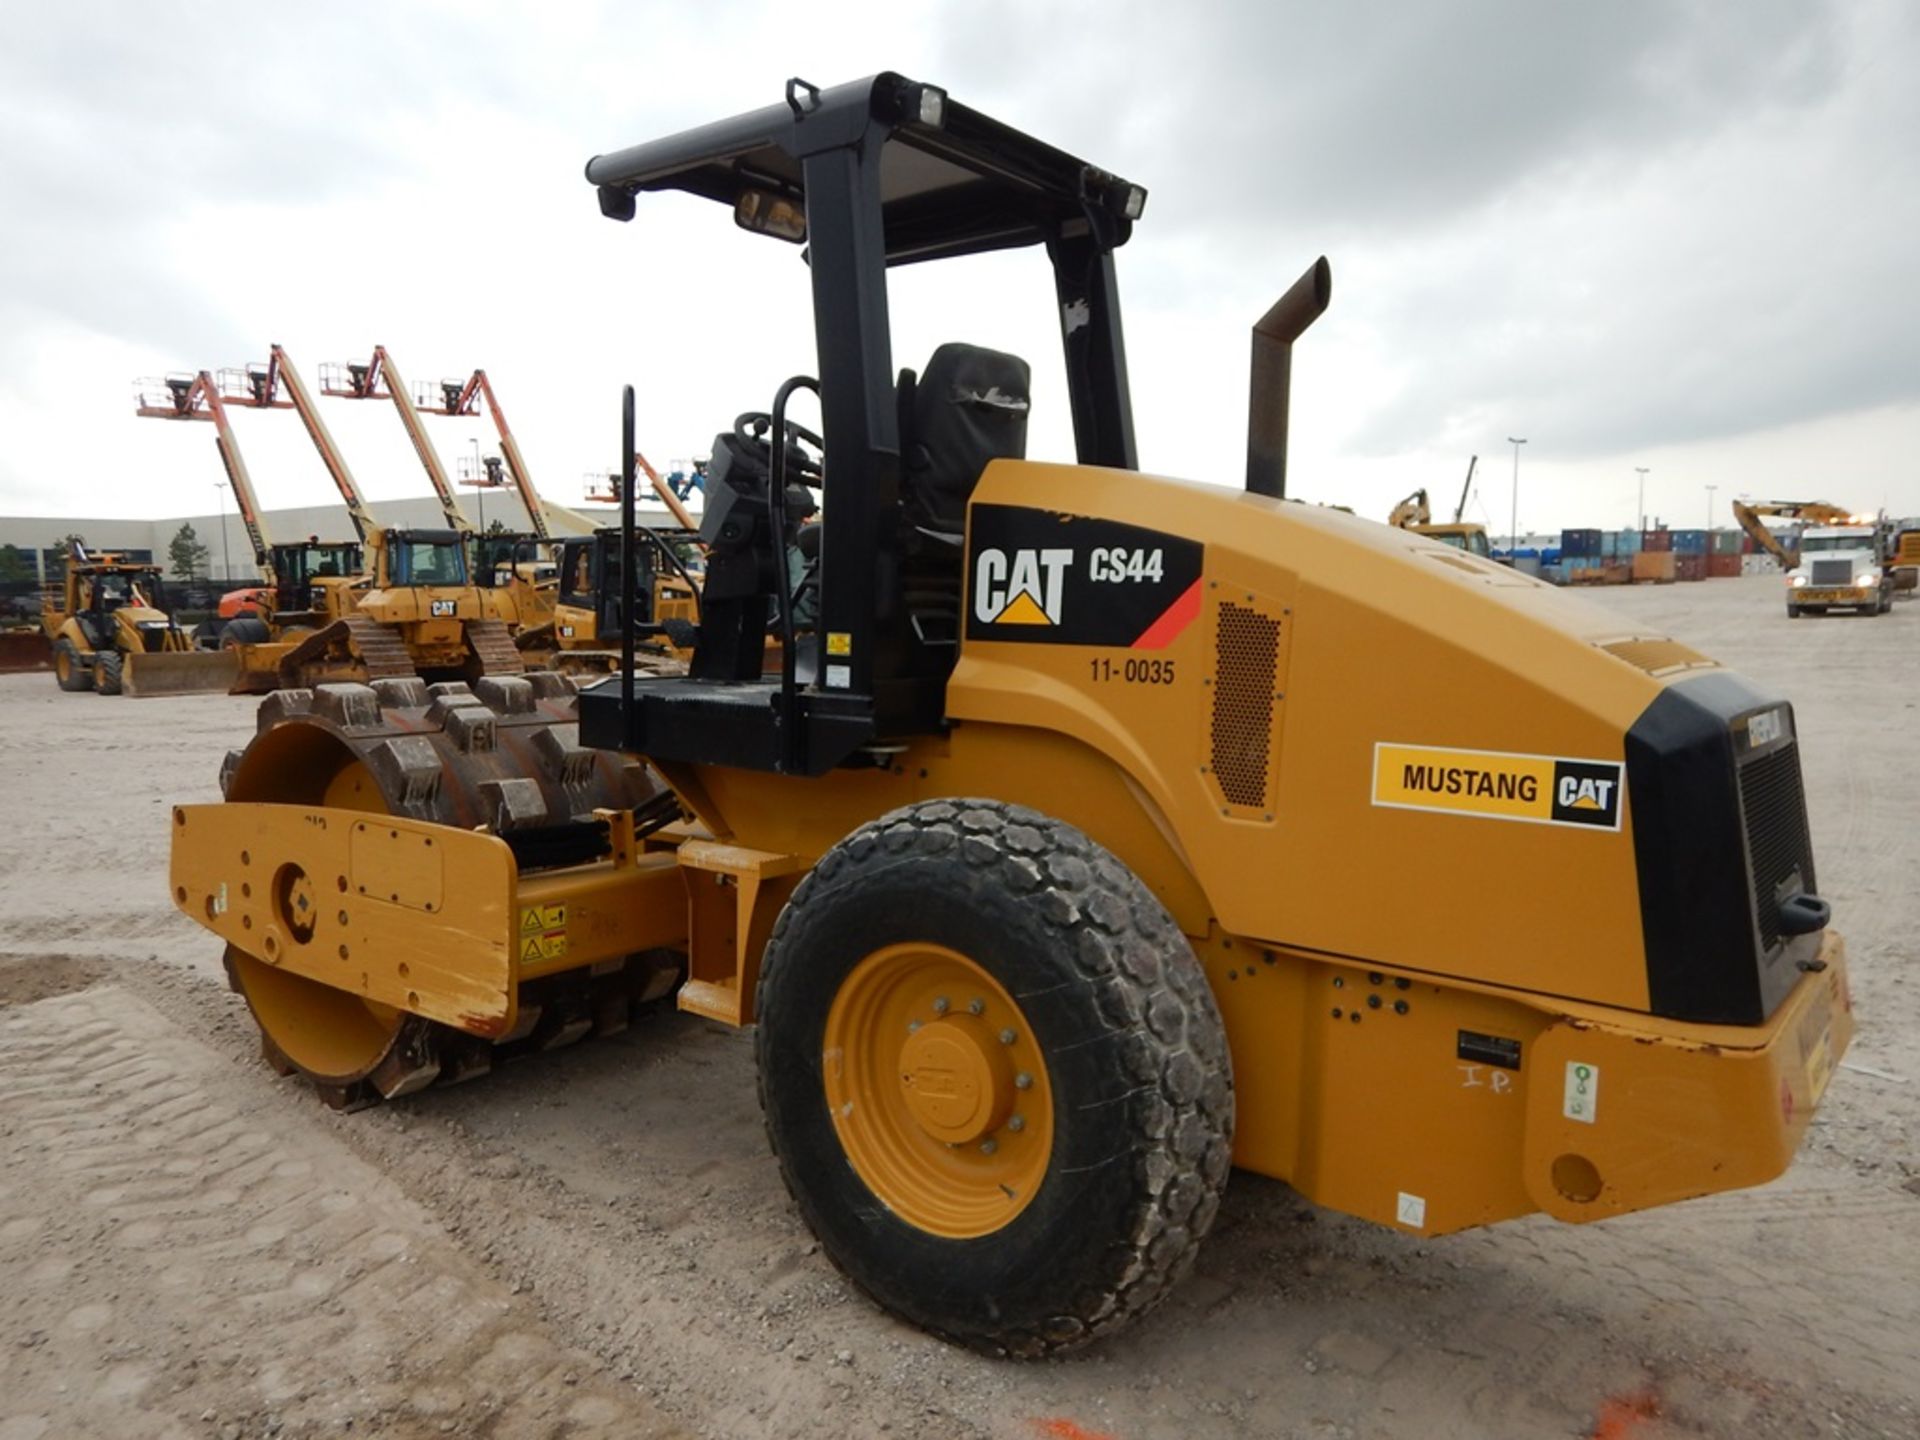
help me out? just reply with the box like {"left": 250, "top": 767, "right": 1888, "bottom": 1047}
{"left": 933, "top": 996, "right": 950, "bottom": 1015}
{"left": 969, "top": 998, "right": 985, "bottom": 1015}
{"left": 907, "top": 1019, "right": 921, "bottom": 1032}
{"left": 979, "top": 1139, "right": 998, "bottom": 1155}
{"left": 1007, "top": 1115, "right": 1026, "bottom": 1133}
{"left": 1014, "top": 1072, "right": 1032, "bottom": 1090}
{"left": 998, "top": 1028, "right": 1016, "bottom": 1045}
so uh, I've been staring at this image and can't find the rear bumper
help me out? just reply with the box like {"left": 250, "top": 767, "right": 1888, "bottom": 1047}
{"left": 1520, "top": 930, "right": 1851, "bottom": 1222}
{"left": 1228, "top": 931, "right": 1853, "bottom": 1237}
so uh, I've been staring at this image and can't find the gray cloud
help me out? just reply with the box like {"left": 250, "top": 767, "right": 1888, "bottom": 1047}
{"left": 932, "top": 0, "right": 1915, "bottom": 458}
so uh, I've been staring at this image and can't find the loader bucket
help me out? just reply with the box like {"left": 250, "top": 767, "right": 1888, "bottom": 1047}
{"left": 123, "top": 650, "right": 242, "bottom": 696}
{"left": 0, "top": 630, "right": 52, "bottom": 673}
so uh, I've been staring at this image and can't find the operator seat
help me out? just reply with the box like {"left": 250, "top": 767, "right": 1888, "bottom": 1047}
{"left": 899, "top": 343, "right": 1032, "bottom": 543}
{"left": 892, "top": 344, "right": 1030, "bottom": 659}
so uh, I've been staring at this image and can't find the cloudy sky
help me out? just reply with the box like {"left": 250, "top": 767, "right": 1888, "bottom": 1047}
{"left": 3, "top": 0, "right": 1916, "bottom": 540}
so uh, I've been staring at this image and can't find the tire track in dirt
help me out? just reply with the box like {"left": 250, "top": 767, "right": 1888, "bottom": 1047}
{"left": 0, "top": 985, "right": 686, "bottom": 1440}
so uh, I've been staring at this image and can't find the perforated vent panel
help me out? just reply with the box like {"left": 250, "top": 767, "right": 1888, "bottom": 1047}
{"left": 1209, "top": 602, "right": 1281, "bottom": 808}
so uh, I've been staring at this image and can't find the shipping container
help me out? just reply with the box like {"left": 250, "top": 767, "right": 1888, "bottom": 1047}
{"left": 1642, "top": 528, "right": 1674, "bottom": 552}
{"left": 1633, "top": 551, "right": 1677, "bottom": 583}
{"left": 1707, "top": 553, "right": 1742, "bottom": 578}
{"left": 1675, "top": 553, "right": 1707, "bottom": 581}
{"left": 1712, "top": 530, "right": 1743, "bottom": 555}
{"left": 1672, "top": 529, "right": 1710, "bottom": 554}
{"left": 1560, "top": 528, "right": 1603, "bottom": 558}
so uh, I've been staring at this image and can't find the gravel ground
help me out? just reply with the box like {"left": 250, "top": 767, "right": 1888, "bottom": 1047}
{"left": 0, "top": 571, "right": 1915, "bottom": 1440}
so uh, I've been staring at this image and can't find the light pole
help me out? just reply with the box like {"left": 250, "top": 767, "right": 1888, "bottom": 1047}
{"left": 1635, "top": 466, "right": 1650, "bottom": 532}
{"left": 213, "top": 482, "right": 233, "bottom": 584}
{"left": 1507, "top": 437, "right": 1527, "bottom": 549}
{"left": 1704, "top": 484, "right": 1717, "bottom": 535}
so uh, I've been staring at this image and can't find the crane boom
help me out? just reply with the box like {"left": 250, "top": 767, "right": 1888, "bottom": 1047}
{"left": 135, "top": 372, "right": 274, "bottom": 582}
{"left": 1454, "top": 455, "right": 1477, "bottom": 523}
{"left": 1730, "top": 499, "right": 1855, "bottom": 570}
{"left": 324, "top": 347, "right": 471, "bottom": 532}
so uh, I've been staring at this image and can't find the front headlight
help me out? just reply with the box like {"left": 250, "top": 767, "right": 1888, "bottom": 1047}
{"left": 1790, "top": 575, "right": 1808, "bottom": 588}
{"left": 1856, "top": 571, "right": 1880, "bottom": 587}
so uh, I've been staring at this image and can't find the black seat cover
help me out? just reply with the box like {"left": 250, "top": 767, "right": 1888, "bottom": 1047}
{"left": 901, "top": 344, "right": 1031, "bottom": 536}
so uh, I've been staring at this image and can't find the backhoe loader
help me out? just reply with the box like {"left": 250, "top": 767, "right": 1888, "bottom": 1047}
{"left": 170, "top": 73, "right": 1852, "bottom": 1356}
{"left": 43, "top": 545, "right": 196, "bottom": 694}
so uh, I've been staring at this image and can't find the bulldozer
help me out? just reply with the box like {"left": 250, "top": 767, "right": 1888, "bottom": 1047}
{"left": 169, "top": 73, "right": 1852, "bottom": 1356}
{"left": 43, "top": 545, "right": 198, "bottom": 694}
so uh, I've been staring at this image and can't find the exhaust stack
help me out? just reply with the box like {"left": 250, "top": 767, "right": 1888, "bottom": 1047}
{"left": 1245, "top": 257, "right": 1332, "bottom": 500}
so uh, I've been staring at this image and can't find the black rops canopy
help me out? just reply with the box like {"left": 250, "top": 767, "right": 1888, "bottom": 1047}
{"left": 580, "top": 73, "right": 1147, "bottom": 771}
{"left": 584, "top": 73, "right": 1146, "bottom": 267}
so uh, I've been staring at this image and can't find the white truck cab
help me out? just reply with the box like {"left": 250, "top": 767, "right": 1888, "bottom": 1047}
{"left": 1787, "top": 525, "right": 1891, "bottom": 617}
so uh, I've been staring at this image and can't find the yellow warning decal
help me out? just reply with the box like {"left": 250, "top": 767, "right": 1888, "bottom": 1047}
{"left": 826, "top": 631, "right": 852, "bottom": 656}
{"left": 1372, "top": 742, "right": 1623, "bottom": 831}
{"left": 518, "top": 904, "right": 568, "bottom": 965}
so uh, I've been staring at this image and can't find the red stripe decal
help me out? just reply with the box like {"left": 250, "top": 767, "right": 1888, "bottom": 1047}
{"left": 1130, "top": 578, "right": 1203, "bottom": 649}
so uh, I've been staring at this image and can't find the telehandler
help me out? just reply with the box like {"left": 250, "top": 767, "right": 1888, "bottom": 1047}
{"left": 170, "top": 74, "right": 1852, "bottom": 1356}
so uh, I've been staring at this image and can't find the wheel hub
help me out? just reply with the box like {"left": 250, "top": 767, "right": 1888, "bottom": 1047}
{"left": 898, "top": 1019, "right": 1011, "bottom": 1144}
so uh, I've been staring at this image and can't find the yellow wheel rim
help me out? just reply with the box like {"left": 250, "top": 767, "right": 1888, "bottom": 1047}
{"left": 823, "top": 943, "right": 1054, "bottom": 1239}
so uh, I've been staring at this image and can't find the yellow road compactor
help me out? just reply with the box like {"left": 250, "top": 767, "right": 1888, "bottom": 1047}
{"left": 170, "top": 75, "right": 1853, "bottom": 1355}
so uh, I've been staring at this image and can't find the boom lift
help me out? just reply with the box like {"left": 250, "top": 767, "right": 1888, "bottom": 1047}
{"left": 413, "top": 365, "right": 594, "bottom": 644}
{"left": 170, "top": 73, "right": 1852, "bottom": 1355}
{"left": 138, "top": 369, "right": 365, "bottom": 691}
{"left": 218, "top": 345, "right": 527, "bottom": 685}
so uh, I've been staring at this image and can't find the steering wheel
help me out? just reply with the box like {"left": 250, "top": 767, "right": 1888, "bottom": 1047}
{"left": 734, "top": 412, "right": 825, "bottom": 484}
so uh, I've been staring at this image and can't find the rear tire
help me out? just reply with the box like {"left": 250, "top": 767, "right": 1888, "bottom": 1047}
{"left": 1785, "top": 604, "right": 1801, "bottom": 618}
{"left": 756, "top": 799, "right": 1233, "bottom": 1356}
{"left": 94, "top": 650, "right": 124, "bottom": 695}
{"left": 53, "top": 638, "right": 93, "bottom": 691}
{"left": 221, "top": 617, "right": 272, "bottom": 648}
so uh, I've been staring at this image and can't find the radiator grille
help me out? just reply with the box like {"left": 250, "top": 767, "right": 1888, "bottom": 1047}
{"left": 1738, "top": 743, "right": 1816, "bottom": 953}
{"left": 1809, "top": 559, "right": 1853, "bottom": 586}
{"left": 1209, "top": 603, "right": 1281, "bottom": 807}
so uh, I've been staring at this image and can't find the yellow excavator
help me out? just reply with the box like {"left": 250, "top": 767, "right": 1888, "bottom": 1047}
{"left": 170, "top": 73, "right": 1852, "bottom": 1356}
{"left": 1730, "top": 499, "right": 1852, "bottom": 571}
{"left": 1388, "top": 456, "right": 1490, "bottom": 556}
